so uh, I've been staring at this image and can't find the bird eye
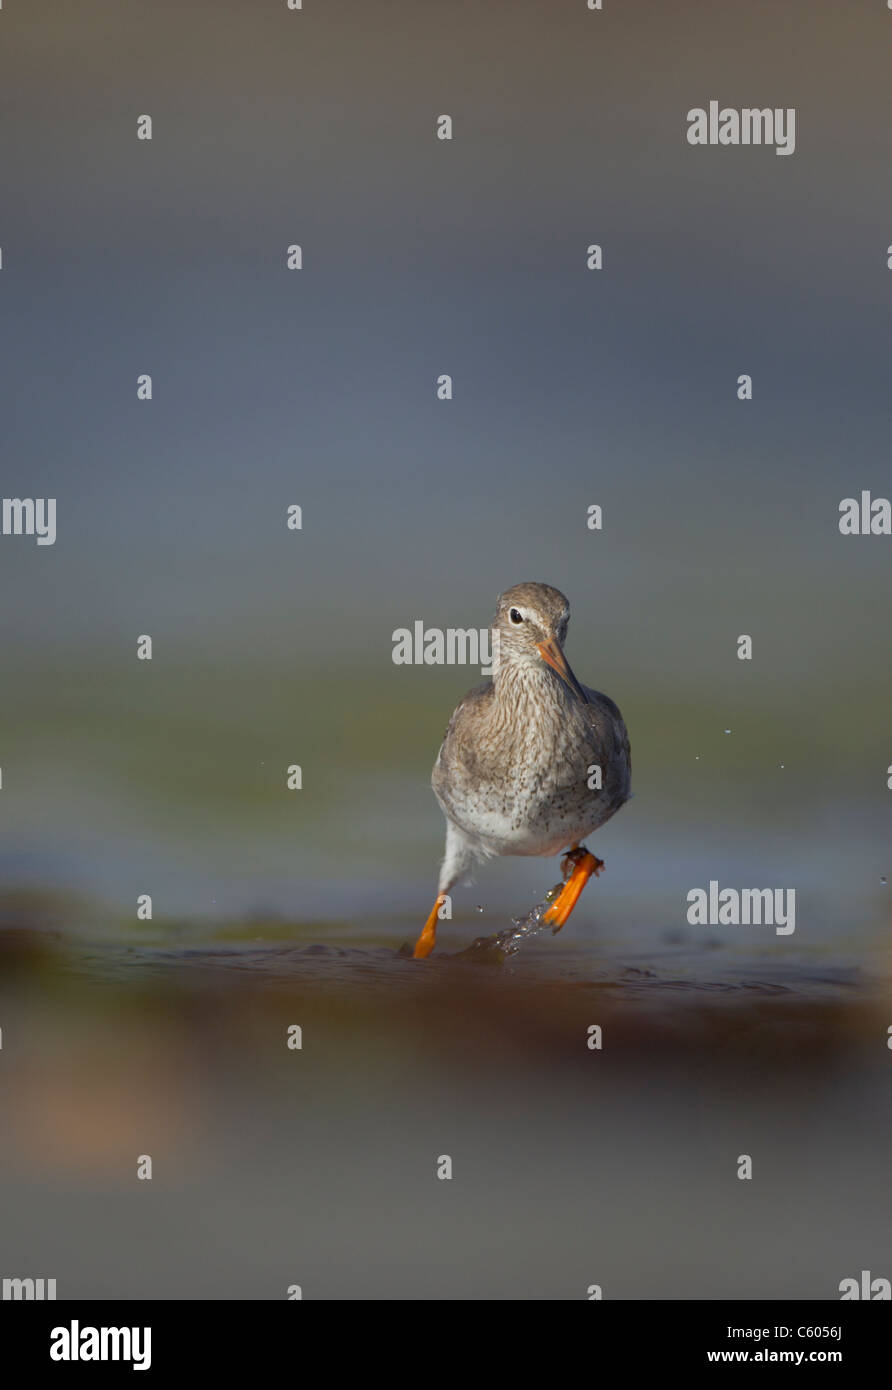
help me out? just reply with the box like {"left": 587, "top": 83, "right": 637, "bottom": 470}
{"left": 509, "top": 608, "right": 523, "bottom": 625}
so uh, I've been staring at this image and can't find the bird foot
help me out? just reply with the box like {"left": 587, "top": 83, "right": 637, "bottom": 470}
{"left": 545, "top": 847, "right": 604, "bottom": 933}
{"left": 560, "top": 845, "right": 605, "bottom": 881}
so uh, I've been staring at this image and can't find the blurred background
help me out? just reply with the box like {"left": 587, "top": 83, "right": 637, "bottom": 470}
{"left": 0, "top": 0, "right": 890, "bottom": 1299}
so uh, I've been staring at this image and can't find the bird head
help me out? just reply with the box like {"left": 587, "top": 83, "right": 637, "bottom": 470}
{"left": 493, "top": 582, "right": 588, "bottom": 703}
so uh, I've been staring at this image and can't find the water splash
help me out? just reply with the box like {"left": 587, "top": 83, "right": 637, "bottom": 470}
{"left": 457, "top": 879, "right": 565, "bottom": 961}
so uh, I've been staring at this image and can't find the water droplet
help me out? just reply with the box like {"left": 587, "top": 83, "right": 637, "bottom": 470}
{"left": 465, "top": 879, "right": 568, "bottom": 957}
{"left": 695, "top": 755, "right": 700, "bottom": 761}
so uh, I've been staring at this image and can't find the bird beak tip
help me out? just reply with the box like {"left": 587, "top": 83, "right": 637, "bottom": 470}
{"left": 537, "top": 638, "right": 588, "bottom": 704}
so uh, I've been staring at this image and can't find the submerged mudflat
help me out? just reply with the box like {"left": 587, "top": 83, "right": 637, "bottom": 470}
{"left": 0, "top": 921, "right": 888, "bottom": 1300}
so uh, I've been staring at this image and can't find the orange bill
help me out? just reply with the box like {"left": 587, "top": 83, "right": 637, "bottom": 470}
{"left": 537, "top": 637, "right": 589, "bottom": 705}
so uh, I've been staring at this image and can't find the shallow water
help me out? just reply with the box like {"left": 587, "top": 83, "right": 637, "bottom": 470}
{"left": 59, "top": 936, "right": 866, "bottom": 1005}
{"left": 1, "top": 918, "right": 889, "bottom": 1299}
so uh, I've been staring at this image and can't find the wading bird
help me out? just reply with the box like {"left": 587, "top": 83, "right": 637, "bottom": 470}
{"left": 414, "top": 582, "right": 631, "bottom": 958}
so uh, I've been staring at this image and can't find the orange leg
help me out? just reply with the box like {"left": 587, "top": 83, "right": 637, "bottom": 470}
{"left": 543, "top": 847, "right": 604, "bottom": 932}
{"left": 413, "top": 894, "right": 446, "bottom": 959}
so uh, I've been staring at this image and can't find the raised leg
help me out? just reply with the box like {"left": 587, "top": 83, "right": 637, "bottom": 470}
{"left": 543, "top": 846, "right": 604, "bottom": 932}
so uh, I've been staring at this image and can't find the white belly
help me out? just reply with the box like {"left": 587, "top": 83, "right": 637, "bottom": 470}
{"left": 439, "top": 783, "right": 612, "bottom": 859}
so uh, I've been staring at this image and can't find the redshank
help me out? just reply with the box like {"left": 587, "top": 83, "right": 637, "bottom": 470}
{"left": 413, "top": 582, "right": 631, "bottom": 958}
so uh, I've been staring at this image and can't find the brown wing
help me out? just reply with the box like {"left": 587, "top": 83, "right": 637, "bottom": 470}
{"left": 432, "top": 681, "right": 495, "bottom": 795}
{"left": 582, "top": 685, "right": 632, "bottom": 787}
